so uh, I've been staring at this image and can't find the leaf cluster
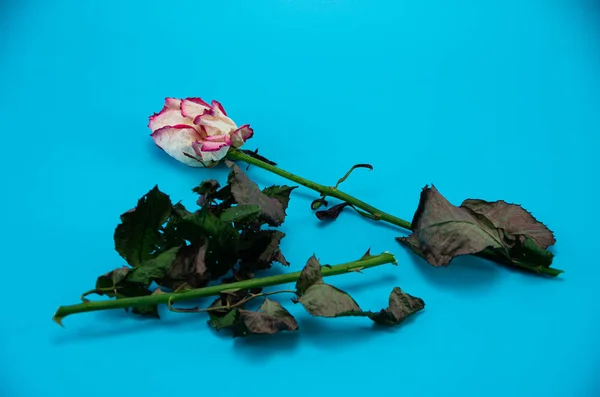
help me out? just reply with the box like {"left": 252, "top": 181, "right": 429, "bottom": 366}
{"left": 208, "top": 254, "right": 425, "bottom": 337}
{"left": 92, "top": 163, "right": 297, "bottom": 318}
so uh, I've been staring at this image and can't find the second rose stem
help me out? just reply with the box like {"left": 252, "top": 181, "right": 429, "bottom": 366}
{"left": 53, "top": 252, "right": 397, "bottom": 325}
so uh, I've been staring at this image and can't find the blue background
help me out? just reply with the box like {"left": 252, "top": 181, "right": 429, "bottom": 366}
{"left": 2, "top": 0, "right": 599, "bottom": 396}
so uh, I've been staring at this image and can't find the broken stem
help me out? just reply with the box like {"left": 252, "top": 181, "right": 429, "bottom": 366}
{"left": 53, "top": 252, "right": 397, "bottom": 325}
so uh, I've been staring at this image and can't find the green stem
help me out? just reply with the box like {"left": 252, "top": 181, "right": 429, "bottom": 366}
{"left": 53, "top": 252, "right": 396, "bottom": 325}
{"left": 226, "top": 148, "right": 563, "bottom": 277}
{"left": 227, "top": 149, "right": 411, "bottom": 230}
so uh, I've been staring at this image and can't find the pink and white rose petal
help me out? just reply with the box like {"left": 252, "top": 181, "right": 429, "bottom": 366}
{"left": 148, "top": 97, "right": 253, "bottom": 167}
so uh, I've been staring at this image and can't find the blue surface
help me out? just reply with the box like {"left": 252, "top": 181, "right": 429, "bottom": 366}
{"left": 2, "top": 0, "right": 600, "bottom": 396}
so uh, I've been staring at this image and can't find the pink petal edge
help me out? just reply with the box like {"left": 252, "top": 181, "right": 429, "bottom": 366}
{"left": 211, "top": 100, "right": 227, "bottom": 116}
{"left": 148, "top": 107, "right": 195, "bottom": 132}
{"left": 150, "top": 124, "right": 200, "bottom": 140}
{"left": 185, "top": 97, "right": 211, "bottom": 107}
{"left": 181, "top": 98, "right": 211, "bottom": 119}
{"left": 201, "top": 141, "right": 230, "bottom": 152}
{"left": 236, "top": 124, "right": 254, "bottom": 140}
{"left": 165, "top": 97, "right": 182, "bottom": 109}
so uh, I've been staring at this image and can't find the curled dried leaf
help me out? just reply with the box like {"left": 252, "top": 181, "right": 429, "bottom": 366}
{"left": 316, "top": 202, "right": 351, "bottom": 221}
{"left": 295, "top": 255, "right": 323, "bottom": 295}
{"left": 193, "top": 180, "right": 221, "bottom": 207}
{"left": 262, "top": 185, "right": 297, "bottom": 211}
{"left": 397, "top": 185, "right": 558, "bottom": 273}
{"left": 233, "top": 298, "right": 299, "bottom": 337}
{"left": 294, "top": 255, "right": 425, "bottom": 328}
{"left": 298, "top": 284, "right": 361, "bottom": 317}
{"left": 310, "top": 197, "right": 329, "bottom": 210}
{"left": 367, "top": 287, "right": 425, "bottom": 326}
{"left": 460, "top": 199, "right": 555, "bottom": 249}
{"left": 228, "top": 163, "right": 286, "bottom": 226}
{"left": 160, "top": 240, "right": 210, "bottom": 290}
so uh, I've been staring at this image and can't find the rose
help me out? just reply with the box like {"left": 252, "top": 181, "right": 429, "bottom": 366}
{"left": 148, "top": 97, "right": 253, "bottom": 167}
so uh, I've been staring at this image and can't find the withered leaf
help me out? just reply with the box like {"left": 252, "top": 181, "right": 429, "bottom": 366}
{"left": 367, "top": 287, "right": 425, "bottom": 326}
{"left": 175, "top": 208, "right": 240, "bottom": 279}
{"left": 93, "top": 167, "right": 295, "bottom": 322}
{"left": 160, "top": 239, "right": 210, "bottom": 290}
{"left": 310, "top": 197, "right": 329, "bottom": 210}
{"left": 262, "top": 185, "right": 297, "bottom": 211}
{"left": 114, "top": 186, "right": 172, "bottom": 267}
{"left": 207, "top": 271, "right": 251, "bottom": 329}
{"left": 399, "top": 185, "right": 505, "bottom": 266}
{"left": 233, "top": 298, "right": 299, "bottom": 337}
{"left": 295, "top": 255, "right": 323, "bottom": 295}
{"left": 238, "top": 230, "right": 289, "bottom": 272}
{"left": 228, "top": 163, "right": 286, "bottom": 226}
{"left": 98, "top": 266, "right": 129, "bottom": 288}
{"left": 316, "top": 202, "right": 352, "bottom": 221}
{"left": 293, "top": 255, "right": 424, "bottom": 327}
{"left": 460, "top": 199, "right": 555, "bottom": 249}
{"left": 295, "top": 255, "right": 358, "bottom": 317}
{"left": 298, "top": 284, "right": 361, "bottom": 317}
{"left": 398, "top": 185, "right": 558, "bottom": 272}
{"left": 192, "top": 180, "right": 220, "bottom": 206}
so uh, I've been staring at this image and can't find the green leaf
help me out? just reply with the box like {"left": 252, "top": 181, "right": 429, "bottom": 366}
{"left": 262, "top": 185, "right": 297, "bottom": 211}
{"left": 220, "top": 204, "right": 261, "bottom": 223}
{"left": 208, "top": 308, "right": 238, "bottom": 330}
{"left": 233, "top": 298, "right": 299, "bottom": 337}
{"left": 508, "top": 235, "right": 554, "bottom": 268}
{"left": 126, "top": 247, "right": 180, "bottom": 286}
{"left": 397, "top": 185, "right": 557, "bottom": 272}
{"left": 114, "top": 186, "right": 173, "bottom": 267}
{"left": 295, "top": 254, "right": 323, "bottom": 295}
{"left": 298, "top": 284, "right": 361, "bottom": 317}
{"left": 178, "top": 209, "right": 238, "bottom": 246}
{"left": 367, "top": 287, "right": 425, "bottom": 326}
{"left": 228, "top": 163, "right": 286, "bottom": 226}
{"left": 161, "top": 203, "right": 191, "bottom": 250}
{"left": 176, "top": 209, "right": 241, "bottom": 279}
